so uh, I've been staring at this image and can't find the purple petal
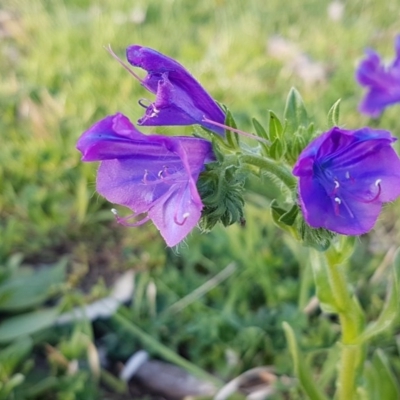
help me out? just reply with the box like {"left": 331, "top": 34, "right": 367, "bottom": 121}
{"left": 298, "top": 174, "right": 382, "bottom": 235}
{"left": 126, "top": 45, "right": 225, "bottom": 135}
{"left": 76, "top": 113, "right": 163, "bottom": 161}
{"left": 78, "top": 113, "right": 214, "bottom": 246}
{"left": 294, "top": 126, "right": 400, "bottom": 235}
{"left": 356, "top": 37, "right": 400, "bottom": 117}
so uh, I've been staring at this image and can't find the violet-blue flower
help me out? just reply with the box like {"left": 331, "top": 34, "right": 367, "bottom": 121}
{"left": 356, "top": 36, "right": 400, "bottom": 117}
{"left": 293, "top": 126, "right": 400, "bottom": 235}
{"left": 125, "top": 45, "right": 226, "bottom": 135}
{"left": 76, "top": 113, "right": 214, "bottom": 247}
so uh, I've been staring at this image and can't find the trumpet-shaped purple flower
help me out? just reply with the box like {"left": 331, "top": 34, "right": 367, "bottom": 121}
{"left": 293, "top": 127, "right": 400, "bottom": 235}
{"left": 76, "top": 113, "right": 214, "bottom": 247}
{"left": 356, "top": 36, "right": 400, "bottom": 117}
{"left": 126, "top": 45, "right": 226, "bottom": 135}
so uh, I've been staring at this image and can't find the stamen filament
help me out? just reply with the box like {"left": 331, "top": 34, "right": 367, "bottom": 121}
{"left": 202, "top": 117, "right": 270, "bottom": 145}
{"left": 104, "top": 45, "right": 144, "bottom": 84}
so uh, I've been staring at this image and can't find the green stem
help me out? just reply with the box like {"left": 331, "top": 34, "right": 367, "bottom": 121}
{"left": 112, "top": 309, "right": 223, "bottom": 388}
{"left": 337, "top": 344, "right": 359, "bottom": 400}
{"left": 240, "top": 154, "right": 297, "bottom": 190}
{"left": 325, "top": 260, "right": 360, "bottom": 344}
{"left": 322, "top": 251, "right": 364, "bottom": 400}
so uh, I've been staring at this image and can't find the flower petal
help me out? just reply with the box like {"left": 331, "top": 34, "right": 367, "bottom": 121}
{"left": 126, "top": 45, "right": 225, "bottom": 134}
{"left": 294, "top": 126, "right": 400, "bottom": 235}
{"left": 298, "top": 174, "right": 382, "bottom": 235}
{"left": 356, "top": 36, "right": 400, "bottom": 117}
{"left": 77, "top": 113, "right": 215, "bottom": 246}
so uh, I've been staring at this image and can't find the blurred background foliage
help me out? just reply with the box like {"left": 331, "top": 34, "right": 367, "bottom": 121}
{"left": 1, "top": 0, "right": 400, "bottom": 399}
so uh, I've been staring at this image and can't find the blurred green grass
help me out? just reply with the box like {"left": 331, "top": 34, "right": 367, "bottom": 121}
{"left": 1, "top": 0, "right": 400, "bottom": 398}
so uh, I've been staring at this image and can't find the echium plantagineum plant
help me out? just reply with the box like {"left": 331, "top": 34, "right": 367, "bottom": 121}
{"left": 77, "top": 40, "right": 400, "bottom": 399}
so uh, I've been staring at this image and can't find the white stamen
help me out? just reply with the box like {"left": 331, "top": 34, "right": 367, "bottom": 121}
{"left": 334, "top": 197, "right": 341, "bottom": 204}
{"left": 345, "top": 171, "right": 350, "bottom": 179}
{"left": 143, "top": 169, "right": 149, "bottom": 184}
{"left": 182, "top": 212, "right": 190, "bottom": 219}
{"left": 334, "top": 180, "right": 340, "bottom": 189}
{"left": 111, "top": 208, "right": 118, "bottom": 216}
{"left": 375, "top": 178, "right": 382, "bottom": 186}
{"left": 149, "top": 106, "right": 160, "bottom": 118}
{"left": 158, "top": 170, "right": 163, "bottom": 178}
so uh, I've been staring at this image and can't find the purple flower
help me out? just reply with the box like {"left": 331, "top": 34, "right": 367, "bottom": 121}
{"left": 76, "top": 113, "right": 214, "bottom": 247}
{"left": 126, "top": 45, "right": 226, "bottom": 135}
{"left": 293, "top": 127, "right": 400, "bottom": 235}
{"left": 356, "top": 36, "right": 400, "bottom": 117}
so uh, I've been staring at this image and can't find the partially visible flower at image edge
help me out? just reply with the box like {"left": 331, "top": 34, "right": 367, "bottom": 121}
{"left": 356, "top": 35, "right": 400, "bottom": 117}
{"left": 126, "top": 45, "right": 226, "bottom": 135}
{"left": 293, "top": 126, "right": 400, "bottom": 235}
{"left": 76, "top": 113, "right": 215, "bottom": 247}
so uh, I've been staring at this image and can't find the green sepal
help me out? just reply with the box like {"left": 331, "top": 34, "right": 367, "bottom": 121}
{"left": 296, "top": 217, "right": 336, "bottom": 251}
{"left": 224, "top": 109, "right": 240, "bottom": 149}
{"left": 269, "top": 110, "right": 283, "bottom": 142}
{"left": 270, "top": 200, "right": 289, "bottom": 231}
{"left": 282, "top": 322, "right": 328, "bottom": 400}
{"left": 197, "top": 160, "right": 246, "bottom": 231}
{"left": 286, "top": 130, "right": 307, "bottom": 164}
{"left": 359, "top": 247, "right": 400, "bottom": 343}
{"left": 269, "top": 138, "right": 286, "bottom": 160}
{"left": 270, "top": 199, "right": 299, "bottom": 226}
{"left": 283, "top": 87, "right": 309, "bottom": 136}
{"left": 327, "top": 99, "right": 341, "bottom": 127}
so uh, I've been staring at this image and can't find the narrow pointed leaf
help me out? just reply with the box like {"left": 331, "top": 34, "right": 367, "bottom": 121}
{"left": 359, "top": 247, "right": 400, "bottom": 343}
{"left": 309, "top": 249, "right": 338, "bottom": 313}
{"left": 327, "top": 99, "right": 341, "bottom": 127}
{"left": 0, "top": 308, "right": 59, "bottom": 343}
{"left": 252, "top": 117, "right": 269, "bottom": 140}
{"left": 282, "top": 322, "right": 328, "bottom": 400}
{"left": 370, "top": 350, "right": 400, "bottom": 400}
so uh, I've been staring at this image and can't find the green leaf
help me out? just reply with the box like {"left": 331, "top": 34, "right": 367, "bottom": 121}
{"left": 269, "top": 110, "right": 283, "bottom": 142}
{"left": 0, "top": 258, "right": 67, "bottom": 311}
{"left": 363, "top": 350, "right": 400, "bottom": 400}
{"left": 0, "top": 336, "right": 33, "bottom": 377}
{"left": 282, "top": 322, "right": 328, "bottom": 400}
{"left": 283, "top": 88, "right": 308, "bottom": 135}
{"left": 0, "top": 308, "right": 59, "bottom": 343}
{"left": 359, "top": 248, "right": 400, "bottom": 343}
{"left": 309, "top": 250, "right": 338, "bottom": 313}
{"left": 327, "top": 99, "right": 341, "bottom": 127}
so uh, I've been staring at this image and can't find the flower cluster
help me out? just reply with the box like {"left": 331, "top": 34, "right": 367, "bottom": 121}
{"left": 77, "top": 38, "right": 400, "bottom": 247}
{"left": 77, "top": 45, "right": 223, "bottom": 246}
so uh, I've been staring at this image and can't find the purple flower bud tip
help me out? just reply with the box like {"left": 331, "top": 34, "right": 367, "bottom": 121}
{"left": 126, "top": 45, "right": 226, "bottom": 135}
{"left": 356, "top": 35, "right": 400, "bottom": 117}
{"left": 76, "top": 113, "right": 215, "bottom": 247}
{"left": 293, "top": 126, "right": 400, "bottom": 235}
